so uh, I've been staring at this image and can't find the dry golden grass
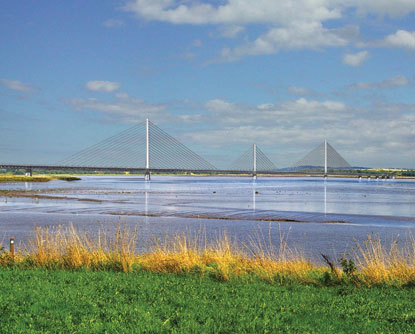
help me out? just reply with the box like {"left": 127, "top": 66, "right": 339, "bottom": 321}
{"left": 0, "top": 224, "right": 318, "bottom": 281}
{"left": 353, "top": 233, "right": 415, "bottom": 285}
{"left": 2, "top": 224, "right": 415, "bottom": 286}
{"left": 22, "top": 224, "right": 137, "bottom": 272}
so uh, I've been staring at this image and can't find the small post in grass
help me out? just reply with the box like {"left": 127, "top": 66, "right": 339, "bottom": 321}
{"left": 10, "top": 237, "right": 15, "bottom": 259}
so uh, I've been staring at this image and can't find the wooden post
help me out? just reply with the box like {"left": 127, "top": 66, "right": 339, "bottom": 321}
{"left": 10, "top": 237, "right": 15, "bottom": 259}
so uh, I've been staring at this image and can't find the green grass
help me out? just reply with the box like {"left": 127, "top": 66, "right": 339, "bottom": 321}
{"left": 1, "top": 269, "right": 415, "bottom": 333}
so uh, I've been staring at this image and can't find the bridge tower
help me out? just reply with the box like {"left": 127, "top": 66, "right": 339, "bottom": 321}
{"left": 145, "top": 118, "right": 151, "bottom": 181}
{"left": 324, "top": 139, "right": 328, "bottom": 178}
{"left": 253, "top": 144, "right": 257, "bottom": 180}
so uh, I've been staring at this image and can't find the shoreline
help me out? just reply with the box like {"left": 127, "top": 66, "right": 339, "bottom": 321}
{"left": 0, "top": 175, "right": 81, "bottom": 183}
{"left": 1, "top": 173, "right": 414, "bottom": 180}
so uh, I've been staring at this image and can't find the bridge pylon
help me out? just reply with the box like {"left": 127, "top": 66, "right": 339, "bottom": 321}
{"left": 253, "top": 144, "right": 257, "bottom": 180}
{"left": 293, "top": 140, "right": 351, "bottom": 176}
{"left": 145, "top": 118, "right": 151, "bottom": 181}
{"left": 228, "top": 144, "right": 277, "bottom": 178}
{"left": 324, "top": 139, "right": 328, "bottom": 178}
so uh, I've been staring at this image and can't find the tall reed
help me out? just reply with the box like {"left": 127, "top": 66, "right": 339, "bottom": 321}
{"left": 2, "top": 224, "right": 415, "bottom": 286}
{"left": 353, "top": 233, "right": 415, "bottom": 285}
{"left": 23, "top": 224, "right": 137, "bottom": 272}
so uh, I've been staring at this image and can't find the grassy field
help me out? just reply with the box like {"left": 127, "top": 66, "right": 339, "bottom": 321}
{"left": 0, "top": 175, "right": 81, "bottom": 182}
{"left": 1, "top": 269, "right": 415, "bottom": 333}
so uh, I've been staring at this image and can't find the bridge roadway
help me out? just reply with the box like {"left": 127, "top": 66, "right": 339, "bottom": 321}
{"left": 0, "top": 163, "right": 383, "bottom": 178}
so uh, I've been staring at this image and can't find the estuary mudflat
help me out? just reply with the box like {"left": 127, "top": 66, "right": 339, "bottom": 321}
{"left": 1, "top": 175, "right": 414, "bottom": 260}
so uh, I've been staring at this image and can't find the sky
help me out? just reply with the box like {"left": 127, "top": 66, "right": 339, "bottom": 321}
{"left": 0, "top": 0, "right": 414, "bottom": 169}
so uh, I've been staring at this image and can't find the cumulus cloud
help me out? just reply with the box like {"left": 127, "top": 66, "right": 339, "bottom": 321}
{"left": 383, "top": 30, "right": 415, "bottom": 50}
{"left": 221, "top": 22, "right": 353, "bottom": 60}
{"left": 342, "top": 51, "right": 369, "bottom": 66}
{"left": 348, "top": 75, "right": 409, "bottom": 90}
{"left": 62, "top": 95, "right": 168, "bottom": 123}
{"left": 124, "top": 0, "right": 346, "bottom": 60}
{"left": 124, "top": 0, "right": 415, "bottom": 25}
{"left": 204, "top": 98, "right": 348, "bottom": 125}
{"left": 123, "top": 0, "right": 340, "bottom": 25}
{"left": 219, "top": 25, "right": 245, "bottom": 38}
{"left": 85, "top": 81, "right": 121, "bottom": 92}
{"left": 123, "top": 1, "right": 415, "bottom": 60}
{"left": 0, "top": 78, "right": 36, "bottom": 93}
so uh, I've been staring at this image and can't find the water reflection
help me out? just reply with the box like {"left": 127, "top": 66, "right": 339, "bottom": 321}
{"left": 1, "top": 175, "right": 414, "bottom": 222}
{"left": 144, "top": 181, "right": 150, "bottom": 224}
{"left": 324, "top": 180, "right": 327, "bottom": 216}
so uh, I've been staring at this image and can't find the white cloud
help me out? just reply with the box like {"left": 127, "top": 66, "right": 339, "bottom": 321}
{"left": 63, "top": 95, "right": 168, "bottom": 123}
{"left": 85, "top": 81, "right": 121, "bottom": 92}
{"left": 0, "top": 78, "right": 36, "bottom": 93}
{"left": 348, "top": 75, "right": 409, "bottom": 90}
{"left": 124, "top": 0, "right": 415, "bottom": 25}
{"left": 383, "top": 30, "right": 415, "bottom": 50}
{"left": 123, "top": 0, "right": 340, "bottom": 25}
{"left": 342, "top": 51, "right": 369, "bottom": 66}
{"left": 204, "top": 97, "right": 348, "bottom": 124}
{"left": 103, "top": 19, "right": 124, "bottom": 27}
{"left": 219, "top": 25, "right": 245, "bottom": 38}
{"left": 123, "top": 1, "right": 415, "bottom": 61}
{"left": 221, "top": 22, "right": 352, "bottom": 60}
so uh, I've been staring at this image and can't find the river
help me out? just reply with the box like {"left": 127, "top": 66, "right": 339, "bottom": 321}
{"left": 1, "top": 175, "right": 414, "bottom": 261}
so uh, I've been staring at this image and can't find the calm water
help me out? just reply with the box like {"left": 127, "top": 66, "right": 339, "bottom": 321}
{"left": 1, "top": 176, "right": 414, "bottom": 260}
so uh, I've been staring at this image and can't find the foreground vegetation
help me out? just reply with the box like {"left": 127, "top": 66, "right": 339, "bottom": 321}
{"left": 0, "top": 175, "right": 81, "bottom": 182}
{"left": 2, "top": 269, "right": 415, "bottom": 333}
{"left": 2, "top": 224, "right": 415, "bottom": 287}
{"left": 2, "top": 225, "right": 415, "bottom": 332}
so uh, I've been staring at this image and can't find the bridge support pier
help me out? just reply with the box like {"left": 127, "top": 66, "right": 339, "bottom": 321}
{"left": 144, "top": 170, "right": 151, "bottom": 181}
{"left": 25, "top": 168, "right": 32, "bottom": 177}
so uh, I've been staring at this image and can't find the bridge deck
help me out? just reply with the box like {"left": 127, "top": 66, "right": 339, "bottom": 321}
{"left": 0, "top": 164, "right": 374, "bottom": 177}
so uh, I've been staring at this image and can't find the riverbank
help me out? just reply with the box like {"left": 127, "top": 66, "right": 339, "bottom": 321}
{"left": 0, "top": 175, "right": 81, "bottom": 182}
{"left": 1, "top": 269, "right": 415, "bottom": 333}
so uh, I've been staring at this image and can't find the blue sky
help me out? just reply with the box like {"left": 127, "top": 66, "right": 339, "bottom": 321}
{"left": 1, "top": 0, "right": 414, "bottom": 168}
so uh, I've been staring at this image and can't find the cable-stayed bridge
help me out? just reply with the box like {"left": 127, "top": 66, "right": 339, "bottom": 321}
{"left": 0, "top": 119, "right": 360, "bottom": 179}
